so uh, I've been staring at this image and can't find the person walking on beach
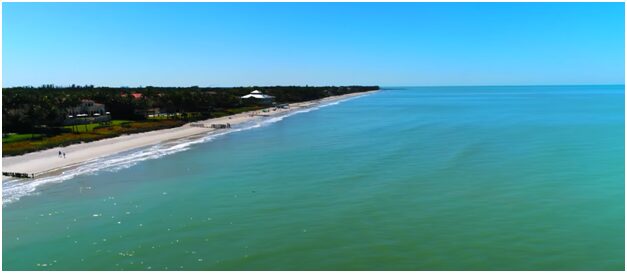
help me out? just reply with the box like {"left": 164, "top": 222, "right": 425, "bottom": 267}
{"left": 63, "top": 152, "right": 66, "bottom": 158}
{"left": 58, "top": 151, "right": 62, "bottom": 158}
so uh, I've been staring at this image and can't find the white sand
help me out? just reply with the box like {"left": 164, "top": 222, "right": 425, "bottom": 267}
{"left": 2, "top": 91, "right": 377, "bottom": 177}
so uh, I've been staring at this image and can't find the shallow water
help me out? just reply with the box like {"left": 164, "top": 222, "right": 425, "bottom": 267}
{"left": 3, "top": 85, "right": 624, "bottom": 270}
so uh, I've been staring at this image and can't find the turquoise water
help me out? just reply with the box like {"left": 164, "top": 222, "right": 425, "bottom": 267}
{"left": 3, "top": 85, "right": 625, "bottom": 270}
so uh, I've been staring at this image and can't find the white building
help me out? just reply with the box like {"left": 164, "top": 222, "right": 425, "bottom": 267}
{"left": 241, "top": 90, "right": 275, "bottom": 104}
{"left": 65, "top": 99, "right": 111, "bottom": 125}
{"left": 67, "top": 99, "right": 107, "bottom": 116}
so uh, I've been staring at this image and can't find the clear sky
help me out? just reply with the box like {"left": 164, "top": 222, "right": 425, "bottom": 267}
{"left": 2, "top": 2, "right": 625, "bottom": 87}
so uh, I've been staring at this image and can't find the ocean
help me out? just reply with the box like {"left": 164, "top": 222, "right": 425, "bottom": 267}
{"left": 3, "top": 85, "right": 624, "bottom": 270}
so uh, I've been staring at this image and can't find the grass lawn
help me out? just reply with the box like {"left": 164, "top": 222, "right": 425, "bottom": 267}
{"left": 63, "top": 120, "right": 131, "bottom": 133}
{"left": 2, "top": 133, "right": 44, "bottom": 143}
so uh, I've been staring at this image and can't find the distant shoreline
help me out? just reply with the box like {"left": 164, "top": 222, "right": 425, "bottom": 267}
{"left": 2, "top": 90, "right": 379, "bottom": 180}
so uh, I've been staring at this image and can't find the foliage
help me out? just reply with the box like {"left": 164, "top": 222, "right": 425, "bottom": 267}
{"left": 3, "top": 85, "right": 379, "bottom": 133}
{"left": 3, "top": 120, "right": 185, "bottom": 156}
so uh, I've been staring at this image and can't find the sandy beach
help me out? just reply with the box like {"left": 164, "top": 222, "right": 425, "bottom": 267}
{"left": 2, "top": 91, "right": 377, "bottom": 178}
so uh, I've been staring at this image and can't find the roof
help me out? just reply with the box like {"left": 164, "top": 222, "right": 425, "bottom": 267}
{"left": 241, "top": 94, "right": 274, "bottom": 99}
{"left": 241, "top": 90, "right": 273, "bottom": 99}
{"left": 121, "top": 93, "right": 143, "bottom": 99}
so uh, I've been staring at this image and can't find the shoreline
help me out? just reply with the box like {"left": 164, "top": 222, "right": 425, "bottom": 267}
{"left": 2, "top": 90, "right": 378, "bottom": 179}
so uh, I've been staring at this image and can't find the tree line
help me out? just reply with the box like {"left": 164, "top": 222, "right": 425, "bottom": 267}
{"left": 3, "top": 85, "right": 379, "bottom": 133}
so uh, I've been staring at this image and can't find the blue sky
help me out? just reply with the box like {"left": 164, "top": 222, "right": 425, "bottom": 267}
{"left": 3, "top": 2, "right": 625, "bottom": 87}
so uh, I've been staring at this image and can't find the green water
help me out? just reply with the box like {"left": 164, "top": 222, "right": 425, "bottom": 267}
{"left": 3, "top": 85, "right": 624, "bottom": 270}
